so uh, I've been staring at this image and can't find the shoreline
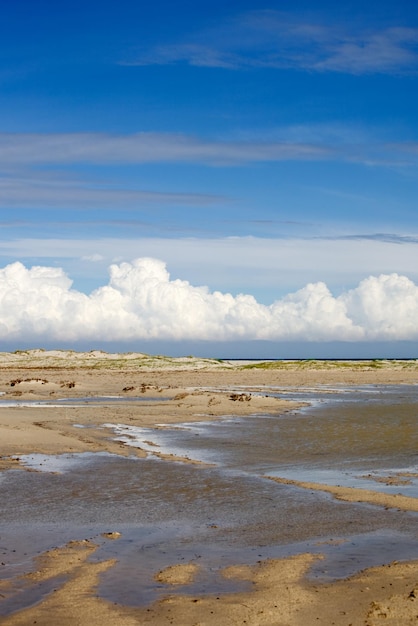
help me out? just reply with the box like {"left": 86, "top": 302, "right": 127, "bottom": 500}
{"left": 1, "top": 351, "right": 418, "bottom": 625}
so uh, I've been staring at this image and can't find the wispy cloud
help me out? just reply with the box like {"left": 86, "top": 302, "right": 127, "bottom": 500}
{"left": 123, "top": 11, "right": 418, "bottom": 75}
{"left": 1, "top": 129, "right": 418, "bottom": 170}
{"left": 0, "top": 174, "right": 221, "bottom": 209}
{"left": 1, "top": 129, "right": 417, "bottom": 213}
{"left": 81, "top": 254, "right": 105, "bottom": 262}
{"left": 333, "top": 233, "right": 418, "bottom": 245}
{"left": 0, "top": 132, "right": 328, "bottom": 167}
{"left": 1, "top": 258, "right": 418, "bottom": 342}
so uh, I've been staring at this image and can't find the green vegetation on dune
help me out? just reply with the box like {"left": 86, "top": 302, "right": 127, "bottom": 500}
{"left": 0, "top": 350, "right": 417, "bottom": 371}
{"left": 240, "top": 359, "right": 418, "bottom": 371}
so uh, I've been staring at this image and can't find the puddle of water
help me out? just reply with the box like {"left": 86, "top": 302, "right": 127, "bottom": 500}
{"left": 266, "top": 466, "right": 418, "bottom": 498}
{"left": 102, "top": 422, "right": 219, "bottom": 460}
{"left": 270, "top": 528, "right": 418, "bottom": 582}
{"left": 0, "top": 575, "right": 68, "bottom": 616}
{"left": 95, "top": 524, "right": 252, "bottom": 605}
{"left": 2, "top": 521, "right": 418, "bottom": 613}
{"left": 14, "top": 452, "right": 118, "bottom": 473}
{"left": 97, "top": 526, "right": 418, "bottom": 606}
{"left": 56, "top": 396, "right": 169, "bottom": 405}
{"left": 114, "top": 385, "right": 418, "bottom": 477}
{"left": 0, "top": 396, "right": 168, "bottom": 408}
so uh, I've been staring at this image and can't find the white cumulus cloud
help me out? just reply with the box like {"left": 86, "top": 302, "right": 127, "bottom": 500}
{"left": 0, "top": 258, "right": 417, "bottom": 343}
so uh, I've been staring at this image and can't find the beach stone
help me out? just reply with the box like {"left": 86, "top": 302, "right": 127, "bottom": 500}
{"left": 102, "top": 531, "right": 121, "bottom": 540}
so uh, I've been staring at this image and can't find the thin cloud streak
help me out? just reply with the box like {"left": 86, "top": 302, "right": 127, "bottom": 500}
{"left": 1, "top": 131, "right": 417, "bottom": 173}
{"left": 0, "top": 175, "right": 221, "bottom": 209}
{"left": 323, "top": 233, "right": 418, "bottom": 245}
{"left": 0, "top": 258, "right": 417, "bottom": 343}
{"left": 124, "top": 11, "right": 418, "bottom": 75}
{"left": 0, "top": 132, "right": 329, "bottom": 166}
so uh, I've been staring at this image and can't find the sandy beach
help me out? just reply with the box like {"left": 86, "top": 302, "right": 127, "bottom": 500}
{"left": 1, "top": 350, "right": 418, "bottom": 625}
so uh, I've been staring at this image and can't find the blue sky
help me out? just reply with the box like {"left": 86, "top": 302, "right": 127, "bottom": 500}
{"left": 1, "top": 0, "right": 418, "bottom": 356}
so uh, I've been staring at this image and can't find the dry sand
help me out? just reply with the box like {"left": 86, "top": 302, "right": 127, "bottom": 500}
{"left": 1, "top": 350, "right": 418, "bottom": 625}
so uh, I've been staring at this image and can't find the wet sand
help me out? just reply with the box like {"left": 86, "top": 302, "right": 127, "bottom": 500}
{"left": 1, "top": 351, "right": 418, "bottom": 625}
